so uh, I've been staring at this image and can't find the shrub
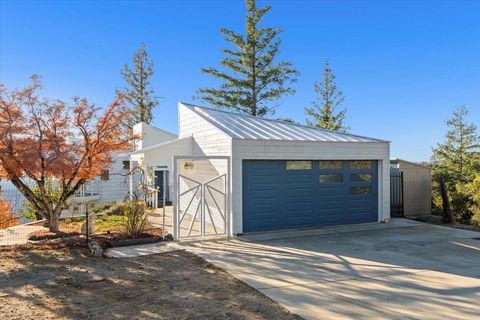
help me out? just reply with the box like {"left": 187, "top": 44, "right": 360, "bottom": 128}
{"left": 123, "top": 201, "right": 150, "bottom": 238}
{"left": 472, "top": 210, "right": 480, "bottom": 227}
{"left": 106, "top": 203, "right": 128, "bottom": 216}
{"left": 92, "top": 201, "right": 116, "bottom": 214}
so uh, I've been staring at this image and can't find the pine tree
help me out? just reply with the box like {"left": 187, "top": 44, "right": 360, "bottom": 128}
{"left": 305, "top": 61, "right": 348, "bottom": 132}
{"left": 121, "top": 43, "right": 158, "bottom": 128}
{"left": 196, "top": 0, "right": 299, "bottom": 117}
{"left": 431, "top": 106, "right": 480, "bottom": 222}
{"left": 431, "top": 106, "right": 480, "bottom": 185}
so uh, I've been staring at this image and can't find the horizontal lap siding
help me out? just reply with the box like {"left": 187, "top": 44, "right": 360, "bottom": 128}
{"left": 178, "top": 104, "right": 233, "bottom": 234}
{"left": 232, "top": 140, "right": 390, "bottom": 234}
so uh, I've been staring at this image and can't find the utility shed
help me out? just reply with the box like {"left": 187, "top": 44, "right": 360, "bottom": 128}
{"left": 390, "top": 159, "right": 432, "bottom": 218}
{"left": 179, "top": 103, "right": 391, "bottom": 234}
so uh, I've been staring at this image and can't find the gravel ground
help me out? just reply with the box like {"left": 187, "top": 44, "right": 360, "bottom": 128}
{"left": 0, "top": 248, "right": 302, "bottom": 320}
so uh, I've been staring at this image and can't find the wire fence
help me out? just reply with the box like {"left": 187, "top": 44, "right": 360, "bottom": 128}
{"left": 0, "top": 177, "right": 172, "bottom": 246}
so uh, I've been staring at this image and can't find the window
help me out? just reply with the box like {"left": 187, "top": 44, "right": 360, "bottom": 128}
{"left": 319, "top": 160, "right": 343, "bottom": 169}
{"left": 350, "top": 160, "right": 371, "bottom": 170}
{"left": 350, "top": 173, "right": 372, "bottom": 183}
{"left": 350, "top": 186, "right": 372, "bottom": 195}
{"left": 100, "top": 170, "right": 110, "bottom": 181}
{"left": 122, "top": 160, "right": 130, "bottom": 170}
{"left": 319, "top": 174, "right": 343, "bottom": 183}
{"left": 286, "top": 161, "right": 312, "bottom": 170}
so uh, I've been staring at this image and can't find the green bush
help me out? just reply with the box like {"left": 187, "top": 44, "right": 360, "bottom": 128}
{"left": 92, "top": 201, "right": 116, "bottom": 214}
{"left": 472, "top": 209, "right": 480, "bottom": 227}
{"left": 108, "top": 203, "right": 128, "bottom": 216}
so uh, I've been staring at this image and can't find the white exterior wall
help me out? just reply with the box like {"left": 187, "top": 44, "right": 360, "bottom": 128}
{"left": 133, "top": 137, "right": 194, "bottom": 190}
{"left": 133, "top": 122, "right": 177, "bottom": 150}
{"left": 397, "top": 160, "right": 432, "bottom": 218}
{"left": 97, "top": 152, "right": 131, "bottom": 204}
{"left": 231, "top": 139, "right": 391, "bottom": 234}
{"left": 177, "top": 103, "right": 233, "bottom": 234}
{"left": 178, "top": 103, "right": 232, "bottom": 188}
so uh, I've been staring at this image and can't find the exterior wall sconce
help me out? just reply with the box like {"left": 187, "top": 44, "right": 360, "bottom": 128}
{"left": 183, "top": 161, "right": 194, "bottom": 170}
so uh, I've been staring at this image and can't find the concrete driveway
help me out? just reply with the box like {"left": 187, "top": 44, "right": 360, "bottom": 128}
{"left": 188, "top": 219, "right": 480, "bottom": 320}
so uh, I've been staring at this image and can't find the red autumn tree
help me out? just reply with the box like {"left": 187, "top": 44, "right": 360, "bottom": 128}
{"left": 0, "top": 76, "right": 134, "bottom": 232}
{"left": 0, "top": 196, "right": 18, "bottom": 229}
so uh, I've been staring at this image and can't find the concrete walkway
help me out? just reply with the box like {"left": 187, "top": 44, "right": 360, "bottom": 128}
{"left": 0, "top": 223, "right": 47, "bottom": 246}
{"left": 104, "top": 242, "right": 185, "bottom": 258}
{"left": 188, "top": 219, "right": 480, "bottom": 320}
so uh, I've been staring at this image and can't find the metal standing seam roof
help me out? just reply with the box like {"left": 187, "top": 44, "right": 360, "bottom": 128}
{"left": 182, "top": 103, "right": 388, "bottom": 143}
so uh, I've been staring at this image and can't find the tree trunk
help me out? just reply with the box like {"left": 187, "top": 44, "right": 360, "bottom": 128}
{"left": 439, "top": 177, "right": 452, "bottom": 223}
{"left": 48, "top": 213, "right": 60, "bottom": 232}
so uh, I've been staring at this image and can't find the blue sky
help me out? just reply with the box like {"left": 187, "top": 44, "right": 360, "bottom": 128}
{"left": 1, "top": 0, "right": 479, "bottom": 162}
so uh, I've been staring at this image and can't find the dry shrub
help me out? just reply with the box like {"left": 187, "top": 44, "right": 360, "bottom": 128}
{"left": 123, "top": 200, "right": 151, "bottom": 238}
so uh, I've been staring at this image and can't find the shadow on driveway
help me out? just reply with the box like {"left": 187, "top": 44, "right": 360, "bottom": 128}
{"left": 188, "top": 220, "right": 480, "bottom": 320}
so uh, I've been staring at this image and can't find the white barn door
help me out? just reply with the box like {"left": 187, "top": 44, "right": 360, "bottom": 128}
{"left": 173, "top": 156, "right": 230, "bottom": 239}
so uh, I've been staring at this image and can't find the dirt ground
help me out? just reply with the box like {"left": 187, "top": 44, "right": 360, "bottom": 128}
{"left": 0, "top": 249, "right": 302, "bottom": 320}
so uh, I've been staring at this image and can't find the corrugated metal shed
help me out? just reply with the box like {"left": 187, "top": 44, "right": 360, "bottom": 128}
{"left": 390, "top": 158, "right": 432, "bottom": 218}
{"left": 182, "top": 103, "right": 387, "bottom": 143}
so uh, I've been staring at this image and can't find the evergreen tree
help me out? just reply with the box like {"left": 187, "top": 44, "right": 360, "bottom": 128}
{"left": 431, "top": 106, "right": 479, "bottom": 185}
{"left": 121, "top": 43, "right": 158, "bottom": 128}
{"left": 431, "top": 106, "right": 480, "bottom": 222}
{"left": 196, "top": 0, "right": 299, "bottom": 117}
{"left": 275, "top": 117, "right": 298, "bottom": 124}
{"left": 305, "top": 61, "right": 348, "bottom": 132}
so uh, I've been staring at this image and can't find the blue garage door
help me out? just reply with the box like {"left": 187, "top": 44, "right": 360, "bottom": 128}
{"left": 242, "top": 160, "right": 378, "bottom": 233}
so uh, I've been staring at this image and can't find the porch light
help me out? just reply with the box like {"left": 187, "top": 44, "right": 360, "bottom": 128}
{"left": 183, "top": 161, "right": 194, "bottom": 170}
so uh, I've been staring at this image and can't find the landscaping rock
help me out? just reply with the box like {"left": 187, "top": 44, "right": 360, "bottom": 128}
{"left": 88, "top": 239, "right": 103, "bottom": 257}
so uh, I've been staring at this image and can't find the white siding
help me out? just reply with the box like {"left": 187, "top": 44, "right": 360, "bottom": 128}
{"left": 231, "top": 139, "right": 391, "bottom": 234}
{"left": 177, "top": 103, "right": 233, "bottom": 234}
{"left": 133, "top": 122, "right": 177, "bottom": 150}
{"left": 98, "top": 152, "right": 131, "bottom": 204}
{"left": 132, "top": 137, "right": 195, "bottom": 194}
{"left": 397, "top": 160, "right": 432, "bottom": 217}
{"left": 178, "top": 103, "right": 232, "bottom": 194}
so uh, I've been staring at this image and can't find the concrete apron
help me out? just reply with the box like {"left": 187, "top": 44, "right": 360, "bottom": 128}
{"left": 187, "top": 219, "right": 480, "bottom": 320}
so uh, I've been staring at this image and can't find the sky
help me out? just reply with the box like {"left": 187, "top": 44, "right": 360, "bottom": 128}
{"left": 1, "top": 0, "right": 479, "bottom": 162}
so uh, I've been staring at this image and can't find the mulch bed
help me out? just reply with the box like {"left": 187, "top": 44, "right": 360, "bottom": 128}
{"left": 0, "top": 227, "right": 164, "bottom": 253}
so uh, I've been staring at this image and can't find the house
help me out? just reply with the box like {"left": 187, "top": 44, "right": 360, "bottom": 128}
{"left": 130, "top": 102, "right": 391, "bottom": 238}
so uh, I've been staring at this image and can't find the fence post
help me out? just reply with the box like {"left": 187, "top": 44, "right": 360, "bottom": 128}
{"left": 85, "top": 207, "right": 89, "bottom": 246}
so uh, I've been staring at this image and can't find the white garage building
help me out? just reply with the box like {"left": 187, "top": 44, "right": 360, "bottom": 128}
{"left": 131, "top": 102, "right": 390, "bottom": 238}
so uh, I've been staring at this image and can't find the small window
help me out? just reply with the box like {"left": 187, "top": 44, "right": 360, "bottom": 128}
{"left": 286, "top": 161, "right": 312, "bottom": 170}
{"left": 350, "top": 173, "right": 372, "bottom": 183}
{"left": 100, "top": 170, "right": 110, "bottom": 181}
{"left": 350, "top": 160, "right": 371, "bottom": 170}
{"left": 319, "top": 174, "right": 343, "bottom": 183}
{"left": 350, "top": 186, "right": 372, "bottom": 195}
{"left": 122, "top": 161, "right": 130, "bottom": 170}
{"left": 319, "top": 160, "right": 343, "bottom": 169}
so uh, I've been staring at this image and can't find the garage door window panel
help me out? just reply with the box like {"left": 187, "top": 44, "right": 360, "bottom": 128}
{"left": 350, "top": 186, "right": 372, "bottom": 195}
{"left": 286, "top": 161, "right": 312, "bottom": 170}
{"left": 350, "top": 173, "right": 372, "bottom": 183}
{"left": 350, "top": 160, "right": 372, "bottom": 170}
{"left": 319, "top": 160, "right": 343, "bottom": 169}
{"left": 319, "top": 174, "right": 343, "bottom": 183}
